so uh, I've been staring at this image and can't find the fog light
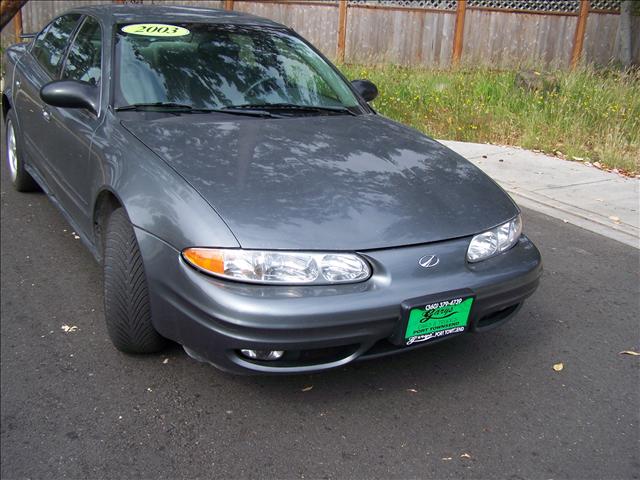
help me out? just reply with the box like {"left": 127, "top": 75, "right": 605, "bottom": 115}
{"left": 240, "top": 349, "right": 285, "bottom": 361}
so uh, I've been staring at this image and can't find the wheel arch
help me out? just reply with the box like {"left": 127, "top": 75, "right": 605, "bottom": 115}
{"left": 92, "top": 187, "right": 124, "bottom": 260}
{"left": 2, "top": 92, "right": 12, "bottom": 124}
{"left": 89, "top": 118, "right": 240, "bottom": 258}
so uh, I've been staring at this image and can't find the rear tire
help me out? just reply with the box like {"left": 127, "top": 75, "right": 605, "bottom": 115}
{"left": 5, "top": 110, "right": 39, "bottom": 192}
{"left": 103, "top": 208, "right": 167, "bottom": 353}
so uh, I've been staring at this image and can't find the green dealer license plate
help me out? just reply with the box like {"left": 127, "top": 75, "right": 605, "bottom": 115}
{"left": 400, "top": 294, "right": 474, "bottom": 346}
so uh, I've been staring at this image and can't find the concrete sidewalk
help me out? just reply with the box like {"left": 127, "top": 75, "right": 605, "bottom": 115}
{"left": 440, "top": 140, "right": 639, "bottom": 249}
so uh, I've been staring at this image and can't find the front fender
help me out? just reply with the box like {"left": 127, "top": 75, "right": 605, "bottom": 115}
{"left": 2, "top": 43, "right": 31, "bottom": 124}
{"left": 91, "top": 112, "right": 240, "bottom": 252}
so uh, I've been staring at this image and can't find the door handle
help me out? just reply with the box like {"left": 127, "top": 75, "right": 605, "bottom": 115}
{"left": 42, "top": 109, "right": 51, "bottom": 122}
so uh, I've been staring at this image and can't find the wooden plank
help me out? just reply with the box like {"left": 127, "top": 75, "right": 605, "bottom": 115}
{"left": 1, "top": 0, "right": 28, "bottom": 30}
{"left": 462, "top": 9, "right": 576, "bottom": 68}
{"left": 337, "top": 0, "right": 347, "bottom": 62}
{"left": 634, "top": 15, "right": 640, "bottom": 64}
{"left": 570, "top": 0, "right": 590, "bottom": 68}
{"left": 468, "top": 6, "right": 578, "bottom": 17}
{"left": 452, "top": 0, "right": 467, "bottom": 65}
{"left": 13, "top": 6, "right": 22, "bottom": 43}
{"left": 235, "top": 2, "right": 338, "bottom": 58}
{"left": 20, "top": 1, "right": 108, "bottom": 33}
{"left": 237, "top": 1, "right": 337, "bottom": 6}
{"left": 147, "top": 1, "right": 224, "bottom": 7}
{"left": 344, "top": 6, "right": 452, "bottom": 67}
{"left": 224, "top": 0, "right": 234, "bottom": 10}
{"left": 349, "top": 3, "right": 455, "bottom": 15}
{"left": 582, "top": 11, "right": 619, "bottom": 65}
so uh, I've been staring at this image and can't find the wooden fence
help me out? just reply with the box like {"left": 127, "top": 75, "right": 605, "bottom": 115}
{"left": 2, "top": 0, "right": 639, "bottom": 68}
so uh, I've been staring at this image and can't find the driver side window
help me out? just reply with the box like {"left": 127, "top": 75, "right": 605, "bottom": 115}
{"left": 62, "top": 16, "right": 102, "bottom": 85}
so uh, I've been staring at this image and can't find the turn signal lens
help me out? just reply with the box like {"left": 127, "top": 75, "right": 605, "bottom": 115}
{"left": 182, "top": 248, "right": 225, "bottom": 275}
{"left": 182, "top": 248, "right": 371, "bottom": 285}
{"left": 467, "top": 215, "right": 523, "bottom": 263}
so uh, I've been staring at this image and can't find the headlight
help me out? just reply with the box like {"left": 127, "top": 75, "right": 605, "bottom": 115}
{"left": 467, "top": 215, "right": 522, "bottom": 263}
{"left": 182, "top": 248, "right": 371, "bottom": 285}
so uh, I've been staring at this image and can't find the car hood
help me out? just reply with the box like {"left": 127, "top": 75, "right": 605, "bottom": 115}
{"left": 122, "top": 114, "right": 518, "bottom": 250}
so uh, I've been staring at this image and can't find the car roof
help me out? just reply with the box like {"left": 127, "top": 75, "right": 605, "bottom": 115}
{"left": 65, "top": 4, "right": 285, "bottom": 28}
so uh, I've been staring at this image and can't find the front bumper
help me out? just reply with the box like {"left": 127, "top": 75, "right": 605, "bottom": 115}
{"left": 137, "top": 230, "right": 542, "bottom": 374}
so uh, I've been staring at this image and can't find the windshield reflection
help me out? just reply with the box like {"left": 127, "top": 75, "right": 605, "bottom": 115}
{"left": 115, "top": 24, "right": 361, "bottom": 111}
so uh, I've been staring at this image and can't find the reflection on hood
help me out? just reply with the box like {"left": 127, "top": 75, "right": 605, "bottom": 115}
{"left": 123, "top": 114, "right": 517, "bottom": 250}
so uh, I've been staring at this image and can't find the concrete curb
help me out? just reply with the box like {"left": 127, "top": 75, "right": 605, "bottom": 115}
{"left": 440, "top": 140, "right": 639, "bottom": 249}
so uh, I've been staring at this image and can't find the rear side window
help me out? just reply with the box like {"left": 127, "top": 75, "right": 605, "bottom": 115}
{"left": 31, "top": 14, "right": 81, "bottom": 78}
{"left": 63, "top": 17, "right": 102, "bottom": 85}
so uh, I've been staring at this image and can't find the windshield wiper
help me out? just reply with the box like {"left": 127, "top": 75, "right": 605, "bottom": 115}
{"left": 116, "top": 102, "right": 276, "bottom": 118}
{"left": 228, "top": 103, "right": 357, "bottom": 116}
{"left": 216, "top": 106, "right": 278, "bottom": 118}
{"left": 116, "top": 102, "right": 199, "bottom": 112}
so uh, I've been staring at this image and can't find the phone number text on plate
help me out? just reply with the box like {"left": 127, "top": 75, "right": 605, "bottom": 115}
{"left": 423, "top": 297, "right": 464, "bottom": 311}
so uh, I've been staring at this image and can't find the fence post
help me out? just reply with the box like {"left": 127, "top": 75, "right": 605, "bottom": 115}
{"left": 570, "top": 0, "right": 590, "bottom": 69}
{"left": 452, "top": 0, "right": 467, "bottom": 65}
{"left": 13, "top": 7, "right": 23, "bottom": 43}
{"left": 337, "top": 0, "right": 348, "bottom": 63}
{"left": 225, "top": 0, "right": 234, "bottom": 11}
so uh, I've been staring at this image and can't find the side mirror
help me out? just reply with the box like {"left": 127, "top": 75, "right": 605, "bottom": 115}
{"left": 351, "top": 79, "right": 378, "bottom": 103}
{"left": 40, "top": 80, "right": 99, "bottom": 115}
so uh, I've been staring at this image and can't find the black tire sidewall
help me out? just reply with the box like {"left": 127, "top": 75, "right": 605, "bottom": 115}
{"left": 103, "top": 208, "right": 166, "bottom": 353}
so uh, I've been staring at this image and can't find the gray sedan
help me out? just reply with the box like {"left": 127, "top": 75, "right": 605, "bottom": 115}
{"left": 2, "top": 4, "right": 541, "bottom": 374}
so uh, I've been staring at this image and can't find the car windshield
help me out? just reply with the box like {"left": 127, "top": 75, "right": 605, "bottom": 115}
{"left": 114, "top": 23, "right": 361, "bottom": 113}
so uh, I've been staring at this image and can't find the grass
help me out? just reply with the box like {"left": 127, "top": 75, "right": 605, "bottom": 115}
{"left": 339, "top": 64, "right": 640, "bottom": 174}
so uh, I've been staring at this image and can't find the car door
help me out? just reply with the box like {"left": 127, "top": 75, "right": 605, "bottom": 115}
{"left": 13, "top": 13, "right": 82, "bottom": 187}
{"left": 41, "top": 15, "right": 105, "bottom": 233}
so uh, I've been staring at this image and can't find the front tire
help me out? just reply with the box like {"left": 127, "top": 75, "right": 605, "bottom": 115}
{"left": 5, "top": 110, "right": 38, "bottom": 192}
{"left": 103, "top": 208, "right": 167, "bottom": 353}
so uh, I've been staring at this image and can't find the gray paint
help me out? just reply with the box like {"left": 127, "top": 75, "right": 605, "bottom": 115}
{"left": 122, "top": 113, "right": 518, "bottom": 250}
{"left": 137, "top": 226, "right": 540, "bottom": 373}
{"left": 2, "top": 4, "right": 540, "bottom": 374}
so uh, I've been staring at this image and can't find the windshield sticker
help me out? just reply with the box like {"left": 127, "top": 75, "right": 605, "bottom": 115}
{"left": 121, "top": 24, "right": 190, "bottom": 37}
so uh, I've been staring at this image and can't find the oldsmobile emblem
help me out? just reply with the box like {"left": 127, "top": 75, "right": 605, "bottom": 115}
{"left": 418, "top": 255, "right": 440, "bottom": 268}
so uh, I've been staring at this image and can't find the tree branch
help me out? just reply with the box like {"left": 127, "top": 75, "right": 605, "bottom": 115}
{"left": 1, "top": 0, "right": 28, "bottom": 31}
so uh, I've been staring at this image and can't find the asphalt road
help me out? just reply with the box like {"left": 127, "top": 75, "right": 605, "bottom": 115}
{"left": 1, "top": 149, "right": 639, "bottom": 480}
